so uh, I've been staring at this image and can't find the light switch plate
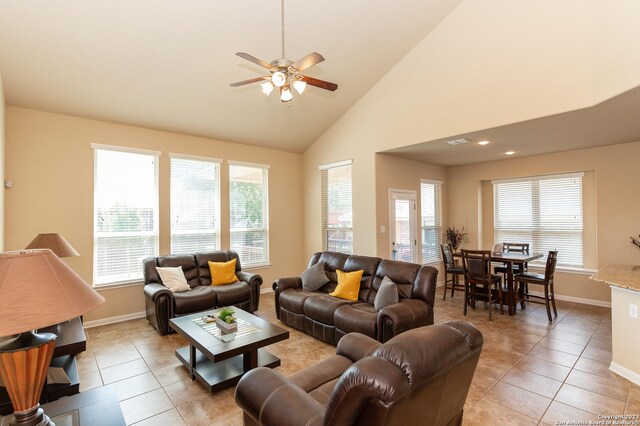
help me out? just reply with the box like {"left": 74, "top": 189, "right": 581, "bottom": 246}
{"left": 380, "top": 225, "right": 385, "bottom": 234}
{"left": 630, "top": 303, "right": 638, "bottom": 319}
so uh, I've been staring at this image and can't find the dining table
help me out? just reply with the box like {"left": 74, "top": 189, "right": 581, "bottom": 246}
{"left": 453, "top": 250, "right": 544, "bottom": 315}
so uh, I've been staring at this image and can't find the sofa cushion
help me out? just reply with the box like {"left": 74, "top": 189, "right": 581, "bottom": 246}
{"left": 208, "top": 258, "right": 239, "bottom": 286}
{"left": 195, "top": 251, "right": 231, "bottom": 286}
{"left": 158, "top": 254, "right": 200, "bottom": 288}
{"left": 369, "top": 259, "right": 421, "bottom": 302}
{"left": 213, "top": 281, "right": 252, "bottom": 306}
{"left": 156, "top": 266, "right": 190, "bottom": 293}
{"left": 343, "top": 255, "right": 381, "bottom": 302}
{"left": 304, "top": 295, "right": 351, "bottom": 325}
{"left": 173, "top": 285, "right": 217, "bottom": 314}
{"left": 329, "top": 270, "right": 363, "bottom": 301}
{"left": 334, "top": 303, "right": 378, "bottom": 338}
{"left": 301, "top": 262, "right": 330, "bottom": 292}
{"left": 288, "top": 355, "right": 353, "bottom": 394}
{"left": 280, "top": 289, "right": 319, "bottom": 314}
{"left": 375, "top": 276, "right": 399, "bottom": 311}
{"left": 315, "top": 252, "right": 349, "bottom": 282}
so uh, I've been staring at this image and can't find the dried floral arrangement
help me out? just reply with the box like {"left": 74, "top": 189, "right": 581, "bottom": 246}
{"left": 445, "top": 226, "right": 467, "bottom": 251}
{"left": 631, "top": 234, "right": 640, "bottom": 249}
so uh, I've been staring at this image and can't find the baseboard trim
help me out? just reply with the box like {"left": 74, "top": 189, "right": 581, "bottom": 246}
{"left": 609, "top": 361, "right": 640, "bottom": 386}
{"left": 528, "top": 290, "right": 611, "bottom": 308}
{"left": 261, "top": 287, "right": 274, "bottom": 294}
{"left": 84, "top": 311, "right": 146, "bottom": 329}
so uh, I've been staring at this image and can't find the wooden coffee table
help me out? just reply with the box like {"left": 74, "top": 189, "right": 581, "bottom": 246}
{"left": 169, "top": 308, "right": 289, "bottom": 392}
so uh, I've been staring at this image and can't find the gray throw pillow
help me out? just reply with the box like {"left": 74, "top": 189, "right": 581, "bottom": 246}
{"left": 375, "top": 276, "right": 399, "bottom": 311}
{"left": 301, "top": 262, "right": 329, "bottom": 292}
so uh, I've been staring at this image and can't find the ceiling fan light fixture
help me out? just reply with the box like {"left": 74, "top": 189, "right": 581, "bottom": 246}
{"left": 293, "top": 80, "right": 307, "bottom": 94}
{"left": 261, "top": 81, "right": 274, "bottom": 95}
{"left": 280, "top": 86, "right": 293, "bottom": 102}
{"left": 272, "top": 71, "right": 287, "bottom": 87}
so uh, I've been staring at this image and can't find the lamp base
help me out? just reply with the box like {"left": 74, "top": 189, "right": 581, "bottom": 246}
{"left": 10, "top": 405, "right": 53, "bottom": 426}
{"left": 0, "top": 332, "right": 57, "bottom": 426}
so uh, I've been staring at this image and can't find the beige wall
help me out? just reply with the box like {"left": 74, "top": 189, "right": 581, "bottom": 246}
{"left": 448, "top": 141, "right": 640, "bottom": 303}
{"left": 302, "top": 0, "right": 640, "bottom": 262}
{"left": 0, "top": 73, "right": 4, "bottom": 251}
{"left": 5, "top": 107, "right": 304, "bottom": 321}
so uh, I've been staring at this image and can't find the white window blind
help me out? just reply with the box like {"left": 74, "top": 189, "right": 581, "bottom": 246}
{"left": 170, "top": 156, "right": 220, "bottom": 254}
{"left": 420, "top": 180, "right": 442, "bottom": 263}
{"left": 321, "top": 162, "right": 353, "bottom": 254}
{"left": 229, "top": 163, "right": 269, "bottom": 267}
{"left": 93, "top": 147, "right": 159, "bottom": 285}
{"left": 493, "top": 173, "right": 583, "bottom": 267}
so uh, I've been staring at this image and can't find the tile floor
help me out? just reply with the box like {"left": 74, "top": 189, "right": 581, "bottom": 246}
{"left": 6, "top": 287, "right": 637, "bottom": 425}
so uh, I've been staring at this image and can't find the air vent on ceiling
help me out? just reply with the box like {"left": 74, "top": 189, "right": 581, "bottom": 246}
{"left": 447, "top": 138, "right": 471, "bottom": 146}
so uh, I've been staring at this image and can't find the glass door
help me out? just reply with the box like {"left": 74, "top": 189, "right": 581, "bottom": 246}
{"left": 389, "top": 190, "right": 417, "bottom": 263}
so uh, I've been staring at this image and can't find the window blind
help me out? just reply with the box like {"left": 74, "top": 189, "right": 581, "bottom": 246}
{"left": 420, "top": 180, "right": 442, "bottom": 263}
{"left": 493, "top": 173, "right": 583, "bottom": 267}
{"left": 170, "top": 156, "right": 220, "bottom": 254}
{"left": 229, "top": 163, "right": 269, "bottom": 267}
{"left": 321, "top": 162, "right": 353, "bottom": 254}
{"left": 93, "top": 147, "right": 159, "bottom": 285}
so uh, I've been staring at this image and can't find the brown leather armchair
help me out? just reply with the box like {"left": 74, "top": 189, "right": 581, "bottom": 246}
{"left": 143, "top": 250, "right": 262, "bottom": 335}
{"left": 235, "top": 321, "right": 483, "bottom": 426}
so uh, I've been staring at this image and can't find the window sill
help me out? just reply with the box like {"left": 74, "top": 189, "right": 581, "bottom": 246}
{"left": 527, "top": 265, "right": 596, "bottom": 276}
{"left": 93, "top": 280, "right": 144, "bottom": 290}
{"left": 242, "top": 263, "right": 272, "bottom": 271}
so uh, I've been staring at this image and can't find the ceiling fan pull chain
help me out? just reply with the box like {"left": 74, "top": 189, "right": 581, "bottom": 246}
{"left": 281, "top": 0, "right": 285, "bottom": 59}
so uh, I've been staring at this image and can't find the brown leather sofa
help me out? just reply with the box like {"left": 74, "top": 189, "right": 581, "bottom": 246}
{"left": 273, "top": 251, "right": 438, "bottom": 344}
{"left": 143, "top": 250, "right": 262, "bottom": 335}
{"left": 236, "top": 321, "right": 483, "bottom": 426}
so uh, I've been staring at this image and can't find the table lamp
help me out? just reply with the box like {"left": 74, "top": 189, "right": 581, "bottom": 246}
{"left": 0, "top": 249, "right": 104, "bottom": 426}
{"left": 25, "top": 233, "right": 79, "bottom": 258}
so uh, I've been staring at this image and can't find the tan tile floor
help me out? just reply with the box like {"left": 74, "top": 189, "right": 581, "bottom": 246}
{"left": 5, "top": 287, "right": 637, "bottom": 425}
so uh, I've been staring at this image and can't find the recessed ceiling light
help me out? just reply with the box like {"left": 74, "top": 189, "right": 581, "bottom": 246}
{"left": 505, "top": 151, "right": 515, "bottom": 155}
{"left": 478, "top": 140, "right": 490, "bottom": 145}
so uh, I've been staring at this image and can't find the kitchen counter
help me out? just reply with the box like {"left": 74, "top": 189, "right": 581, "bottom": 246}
{"left": 590, "top": 264, "right": 640, "bottom": 292}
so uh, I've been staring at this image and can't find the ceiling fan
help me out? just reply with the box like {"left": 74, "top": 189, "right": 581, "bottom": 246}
{"left": 230, "top": 0, "right": 338, "bottom": 102}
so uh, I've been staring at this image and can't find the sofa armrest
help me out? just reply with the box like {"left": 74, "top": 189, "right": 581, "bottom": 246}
{"left": 236, "top": 367, "right": 324, "bottom": 426}
{"left": 272, "top": 276, "right": 302, "bottom": 320}
{"left": 272, "top": 276, "right": 302, "bottom": 292}
{"left": 412, "top": 265, "right": 438, "bottom": 308}
{"left": 236, "top": 270, "right": 263, "bottom": 312}
{"left": 336, "top": 333, "right": 381, "bottom": 363}
{"left": 143, "top": 283, "right": 174, "bottom": 303}
{"left": 377, "top": 299, "right": 431, "bottom": 343}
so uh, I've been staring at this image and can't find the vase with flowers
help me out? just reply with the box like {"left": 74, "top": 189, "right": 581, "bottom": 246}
{"left": 445, "top": 226, "right": 467, "bottom": 252}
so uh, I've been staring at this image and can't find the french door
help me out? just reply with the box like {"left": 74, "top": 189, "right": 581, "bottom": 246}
{"left": 389, "top": 190, "right": 417, "bottom": 263}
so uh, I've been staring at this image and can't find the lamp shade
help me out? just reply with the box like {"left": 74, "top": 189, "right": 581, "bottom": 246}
{"left": 0, "top": 250, "right": 104, "bottom": 336}
{"left": 25, "top": 233, "right": 79, "bottom": 257}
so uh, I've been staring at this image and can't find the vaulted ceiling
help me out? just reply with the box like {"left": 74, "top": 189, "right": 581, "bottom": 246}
{"left": 0, "top": 0, "right": 462, "bottom": 152}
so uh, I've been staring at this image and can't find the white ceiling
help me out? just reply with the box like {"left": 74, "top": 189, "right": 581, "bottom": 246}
{"left": 0, "top": 0, "right": 461, "bottom": 153}
{"left": 384, "top": 85, "right": 640, "bottom": 166}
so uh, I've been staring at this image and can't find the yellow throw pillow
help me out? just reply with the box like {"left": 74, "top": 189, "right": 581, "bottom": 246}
{"left": 330, "top": 269, "right": 364, "bottom": 301}
{"left": 208, "top": 258, "right": 239, "bottom": 286}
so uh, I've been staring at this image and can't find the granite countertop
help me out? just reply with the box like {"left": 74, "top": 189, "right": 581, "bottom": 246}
{"left": 590, "top": 264, "right": 640, "bottom": 293}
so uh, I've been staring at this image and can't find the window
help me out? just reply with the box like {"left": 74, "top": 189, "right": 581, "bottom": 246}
{"left": 493, "top": 173, "right": 583, "bottom": 267}
{"left": 93, "top": 145, "right": 159, "bottom": 285}
{"left": 170, "top": 155, "right": 220, "bottom": 254}
{"left": 229, "top": 162, "right": 269, "bottom": 267}
{"left": 320, "top": 160, "right": 353, "bottom": 254}
{"left": 420, "top": 179, "right": 442, "bottom": 263}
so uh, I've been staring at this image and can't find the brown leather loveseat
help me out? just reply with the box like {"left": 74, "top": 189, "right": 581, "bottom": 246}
{"left": 143, "top": 250, "right": 262, "bottom": 335}
{"left": 273, "top": 251, "right": 437, "bottom": 344}
{"left": 236, "top": 321, "right": 483, "bottom": 426}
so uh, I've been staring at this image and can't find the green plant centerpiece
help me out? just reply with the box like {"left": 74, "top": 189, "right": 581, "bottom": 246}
{"left": 218, "top": 307, "right": 236, "bottom": 324}
{"left": 216, "top": 307, "right": 238, "bottom": 335}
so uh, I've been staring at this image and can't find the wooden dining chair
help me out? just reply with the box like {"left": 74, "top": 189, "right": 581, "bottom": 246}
{"left": 514, "top": 250, "right": 559, "bottom": 321}
{"left": 461, "top": 249, "right": 503, "bottom": 321}
{"left": 494, "top": 242, "right": 530, "bottom": 282}
{"left": 440, "top": 243, "right": 464, "bottom": 300}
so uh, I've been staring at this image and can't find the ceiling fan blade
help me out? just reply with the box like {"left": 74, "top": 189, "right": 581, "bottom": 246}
{"left": 292, "top": 52, "right": 325, "bottom": 72}
{"left": 235, "top": 52, "right": 272, "bottom": 69}
{"left": 230, "top": 76, "right": 269, "bottom": 87}
{"left": 301, "top": 75, "right": 338, "bottom": 92}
